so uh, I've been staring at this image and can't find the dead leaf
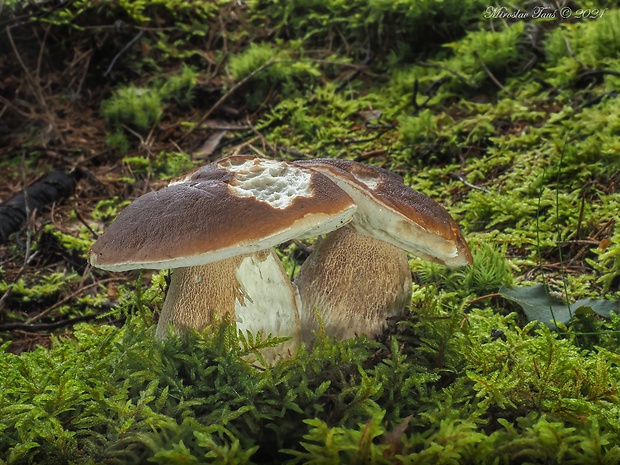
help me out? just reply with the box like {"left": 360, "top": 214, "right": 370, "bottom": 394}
{"left": 381, "top": 415, "right": 411, "bottom": 456}
{"left": 194, "top": 130, "right": 227, "bottom": 159}
{"left": 359, "top": 109, "right": 382, "bottom": 122}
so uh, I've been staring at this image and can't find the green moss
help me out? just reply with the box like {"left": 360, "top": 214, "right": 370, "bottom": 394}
{"left": 0, "top": 272, "right": 80, "bottom": 304}
{"left": 106, "top": 130, "right": 131, "bottom": 154}
{"left": 590, "top": 223, "right": 620, "bottom": 292}
{"left": 41, "top": 224, "right": 93, "bottom": 256}
{"left": 442, "top": 21, "right": 527, "bottom": 91}
{"left": 4, "top": 0, "right": 620, "bottom": 462}
{"left": 227, "top": 42, "right": 322, "bottom": 108}
{"left": 92, "top": 198, "right": 132, "bottom": 221}
{"left": 122, "top": 152, "right": 194, "bottom": 179}
{"left": 414, "top": 241, "right": 515, "bottom": 296}
{"left": 101, "top": 66, "right": 201, "bottom": 150}
{"left": 122, "top": 155, "right": 152, "bottom": 173}
{"left": 157, "top": 64, "right": 200, "bottom": 106}
{"left": 249, "top": 0, "right": 492, "bottom": 63}
{"left": 3, "top": 285, "right": 620, "bottom": 462}
{"left": 156, "top": 152, "right": 194, "bottom": 178}
{"left": 544, "top": 10, "right": 620, "bottom": 86}
{"left": 101, "top": 86, "right": 163, "bottom": 132}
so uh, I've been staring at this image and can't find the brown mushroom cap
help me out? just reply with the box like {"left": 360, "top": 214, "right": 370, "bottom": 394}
{"left": 295, "top": 158, "right": 472, "bottom": 267}
{"left": 90, "top": 156, "right": 356, "bottom": 271}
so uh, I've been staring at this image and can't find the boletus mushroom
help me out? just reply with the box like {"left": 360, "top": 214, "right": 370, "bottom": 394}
{"left": 89, "top": 155, "right": 356, "bottom": 361}
{"left": 294, "top": 159, "right": 472, "bottom": 342}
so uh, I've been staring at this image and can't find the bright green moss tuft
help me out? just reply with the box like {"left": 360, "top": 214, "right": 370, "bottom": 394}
{"left": 101, "top": 86, "right": 163, "bottom": 132}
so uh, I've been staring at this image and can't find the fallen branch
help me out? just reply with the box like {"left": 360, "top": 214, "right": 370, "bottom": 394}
{"left": 0, "top": 314, "right": 98, "bottom": 332}
{"left": 0, "top": 169, "right": 81, "bottom": 243}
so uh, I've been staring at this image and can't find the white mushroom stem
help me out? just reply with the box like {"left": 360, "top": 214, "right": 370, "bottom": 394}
{"left": 156, "top": 249, "right": 301, "bottom": 363}
{"left": 295, "top": 225, "right": 412, "bottom": 342}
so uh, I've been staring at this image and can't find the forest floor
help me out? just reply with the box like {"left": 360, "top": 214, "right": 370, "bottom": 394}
{"left": 1, "top": 0, "right": 620, "bottom": 463}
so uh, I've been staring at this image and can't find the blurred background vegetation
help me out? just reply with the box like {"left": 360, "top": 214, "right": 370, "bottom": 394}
{"left": 1, "top": 0, "right": 620, "bottom": 462}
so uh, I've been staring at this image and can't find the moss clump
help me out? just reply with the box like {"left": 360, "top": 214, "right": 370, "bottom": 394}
{"left": 544, "top": 9, "right": 620, "bottom": 87}
{"left": 2, "top": 283, "right": 620, "bottom": 463}
{"left": 101, "top": 86, "right": 163, "bottom": 132}
{"left": 122, "top": 152, "right": 193, "bottom": 179}
{"left": 227, "top": 42, "right": 322, "bottom": 108}
{"left": 441, "top": 21, "right": 528, "bottom": 91}
{"left": 101, "top": 66, "right": 200, "bottom": 151}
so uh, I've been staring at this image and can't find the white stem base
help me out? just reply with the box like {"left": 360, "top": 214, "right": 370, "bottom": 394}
{"left": 156, "top": 250, "right": 301, "bottom": 363}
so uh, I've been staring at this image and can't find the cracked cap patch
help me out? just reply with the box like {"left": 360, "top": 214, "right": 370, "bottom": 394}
{"left": 220, "top": 158, "right": 313, "bottom": 209}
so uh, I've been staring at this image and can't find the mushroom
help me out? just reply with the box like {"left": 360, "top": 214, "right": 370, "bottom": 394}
{"left": 89, "top": 155, "right": 356, "bottom": 362}
{"left": 294, "top": 159, "right": 472, "bottom": 342}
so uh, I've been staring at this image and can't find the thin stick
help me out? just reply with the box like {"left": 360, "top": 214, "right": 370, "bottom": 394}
{"left": 0, "top": 155, "right": 34, "bottom": 312}
{"left": 73, "top": 204, "right": 99, "bottom": 239}
{"left": 6, "top": 26, "right": 46, "bottom": 109}
{"left": 449, "top": 172, "right": 491, "bottom": 193}
{"left": 0, "top": 314, "right": 99, "bottom": 332}
{"left": 472, "top": 51, "right": 515, "bottom": 98}
{"left": 179, "top": 59, "right": 278, "bottom": 142}
{"left": 466, "top": 293, "right": 501, "bottom": 306}
{"left": 104, "top": 30, "right": 145, "bottom": 77}
{"left": 35, "top": 23, "right": 51, "bottom": 84}
{"left": 25, "top": 277, "right": 123, "bottom": 324}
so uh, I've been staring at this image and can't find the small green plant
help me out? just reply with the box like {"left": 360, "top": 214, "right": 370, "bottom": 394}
{"left": 284, "top": 408, "right": 393, "bottom": 464}
{"left": 92, "top": 197, "right": 132, "bottom": 221}
{"left": 122, "top": 152, "right": 193, "bottom": 179}
{"left": 442, "top": 22, "right": 527, "bottom": 91}
{"left": 544, "top": 10, "right": 620, "bottom": 86}
{"left": 413, "top": 241, "right": 514, "bottom": 295}
{"left": 41, "top": 224, "right": 93, "bottom": 256}
{"left": 122, "top": 155, "right": 151, "bottom": 173}
{"left": 101, "top": 85, "right": 162, "bottom": 132}
{"left": 152, "top": 152, "right": 194, "bottom": 179}
{"left": 101, "top": 65, "right": 202, "bottom": 151}
{"left": 0, "top": 272, "right": 80, "bottom": 304}
{"left": 227, "top": 42, "right": 322, "bottom": 108}
{"left": 157, "top": 65, "right": 199, "bottom": 106}
{"left": 106, "top": 130, "right": 130, "bottom": 154}
{"left": 228, "top": 43, "right": 281, "bottom": 81}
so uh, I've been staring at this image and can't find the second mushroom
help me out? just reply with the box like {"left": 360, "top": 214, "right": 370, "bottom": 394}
{"left": 294, "top": 159, "right": 472, "bottom": 342}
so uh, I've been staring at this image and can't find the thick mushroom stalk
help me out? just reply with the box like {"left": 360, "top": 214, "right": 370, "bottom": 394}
{"left": 294, "top": 159, "right": 472, "bottom": 342}
{"left": 296, "top": 225, "right": 411, "bottom": 341}
{"left": 89, "top": 156, "right": 356, "bottom": 362}
{"left": 157, "top": 250, "right": 301, "bottom": 362}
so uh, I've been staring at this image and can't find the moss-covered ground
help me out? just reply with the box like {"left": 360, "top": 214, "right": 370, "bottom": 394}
{"left": 1, "top": 0, "right": 620, "bottom": 463}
